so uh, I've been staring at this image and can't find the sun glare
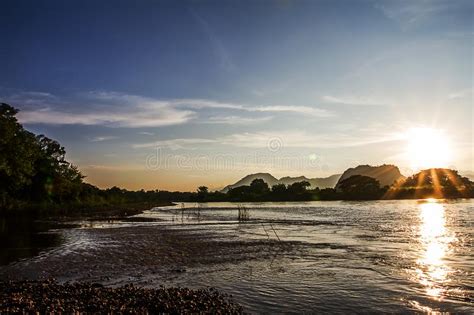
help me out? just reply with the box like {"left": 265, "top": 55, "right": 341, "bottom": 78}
{"left": 405, "top": 128, "right": 451, "bottom": 171}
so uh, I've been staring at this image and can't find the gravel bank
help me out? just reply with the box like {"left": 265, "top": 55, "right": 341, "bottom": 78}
{"left": 0, "top": 279, "right": 243, "bottom": 314}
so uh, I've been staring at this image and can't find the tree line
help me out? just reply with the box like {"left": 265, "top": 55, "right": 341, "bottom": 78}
{"left": 196, "top": 168, "right": 474, "bottom": 202}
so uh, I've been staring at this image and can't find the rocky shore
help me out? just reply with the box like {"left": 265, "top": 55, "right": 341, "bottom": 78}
{"left": 0, "top": 279, "right": 243, "bottom": 314}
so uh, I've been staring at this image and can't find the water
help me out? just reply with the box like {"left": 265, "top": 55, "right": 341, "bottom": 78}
{"left": 0, "top": 216, "right": 63, "bottom": 265}
{"left": 139, "top": 199, "right": 474, "bottom": 313}
{"left": 1, "top": 199, "right": 473, "bottom": 313}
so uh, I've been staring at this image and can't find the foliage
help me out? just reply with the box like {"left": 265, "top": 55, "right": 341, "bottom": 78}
{"left": 336, "top": 175, "right": 386, "bottom": 200}
{"left": 386, "top": 168, "right": 474, "bottom": 199}
{"left": 0, "top": 104, "right": 187, "bottom": 213}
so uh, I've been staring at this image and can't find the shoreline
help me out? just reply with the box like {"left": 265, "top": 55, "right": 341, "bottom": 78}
{"left": 0, "top": 217, "right": 299, "bottom": 313}
{"left": 0, "top": 201, "right": 175, "bottom": 220}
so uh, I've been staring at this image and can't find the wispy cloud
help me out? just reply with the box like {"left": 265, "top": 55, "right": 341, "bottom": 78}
{"left": 375, "top": 0, "right": 469, "bottom": 30}
{"left": 448, "top": 88, "right": 472, "bottom": 100}
{"left": 322, "top": 95, "right": 390, "bottom": 106}
{"left": 6, "top": 90, "right": 333, "bottom": 127}
{"left": 190, "top": 10, "right": 236, "bottom": 72}
{"left": 134, "top": 130, "right": 403, "bottom": 150}
{"left": 133, "top": 138, "right": 216, "bottom": 150}
{"left": 253, "top": 105, "right": 334, "bottom": 117}
{"left": 89, "top": 136, "right": 118, "bottom": 142}
{"left": 171, "top": 98, "right": 333, "bottom": 117}
{"left": 204, "top": 115, "right": 273, "bottom": 124}
{"left": 218, "top": 130, "right": 403, "bottom": 149}
{"left": 17, "top": 105, "right": 195, "bottom": 127}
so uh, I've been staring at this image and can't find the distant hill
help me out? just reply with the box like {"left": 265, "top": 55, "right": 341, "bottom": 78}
{"left": 336, "top": 164, "right": 404, "bottom": 189}
{"left": 221, "top": 173, "right": 279, "bottom": 192}
{"left": 279, "top": 174, "right": 341, "bottom": 189}
{"left": 221, "top": 173, "right": 341, "bottom": 192}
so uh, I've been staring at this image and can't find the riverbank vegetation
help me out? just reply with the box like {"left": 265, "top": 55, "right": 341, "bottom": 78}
{"left": 0, "top": 103, "right": 175, "bottom": 216}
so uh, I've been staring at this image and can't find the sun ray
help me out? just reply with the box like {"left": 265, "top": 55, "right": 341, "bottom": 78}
{"left": 430, "top": 168, "right": 443, "bottom": 199}
{"left": 415, "top": 171, "right": 427, "bottom": 199}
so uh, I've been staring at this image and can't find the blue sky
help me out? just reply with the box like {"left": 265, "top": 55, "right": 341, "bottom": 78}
{"left": 1, "top": 0, "right": 472, "bottom": 190}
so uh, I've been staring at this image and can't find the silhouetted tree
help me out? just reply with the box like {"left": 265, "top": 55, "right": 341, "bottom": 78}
{"left": 337, "top": 175, "right": 384, "bottom": 200}
{"left": 196, "top": 186, "right": 209, "bottom": 201}
{"left": 389, "top": 168, "right": 474, "bottom": 199}
{"left": 249, "top": 179, "right": 270, "bottom": 195}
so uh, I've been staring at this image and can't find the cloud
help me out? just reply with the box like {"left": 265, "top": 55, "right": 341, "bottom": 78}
{"left": 375, "top": 0, "right": 470, "bottom": 30}
{"left": 189, "top": 10, "right": 236, "bottom": 72}
{"left": 134, "top": 130, "right": 403, "bottom": 150}
{"left": 204, "top": 115, "right": 273, "bottom": 124}
{"left": 8, "top": 90, "right": 195, "bottom": 127}
{"left": 89, "top": 136, "right": 118, "bottom": 142}
{"left": 133, "top": 138, "right": 216, "bottom": 150}
{"left": 218, "top": 130, "right": 403, "bottom": 149}
{"left": 171, "top": 99, "right": 243, "bottom": 110}
{"left": 252, "top": 105, "right": 334, "bottom": 117}
{"left": 6, "top": 90, "right": 333, "bottom": 127}
{"left": 17, "top": 106, "right": 195, "bottom": 127}
{"left": 171, "top": 99, "right": 333, "bottom": 117}
{"left": 448, "top": 88, "right": 472, "bottom": 100}
{"left": 322, "top": 95, "right": 389, "bottom": 106}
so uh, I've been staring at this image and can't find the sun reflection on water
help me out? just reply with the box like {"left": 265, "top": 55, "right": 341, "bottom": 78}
{"left": 416, "top": 199, "right": 456, "bottom": 300}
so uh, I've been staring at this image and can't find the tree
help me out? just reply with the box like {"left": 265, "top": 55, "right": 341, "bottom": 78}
{"left": 0, "top": 103, "right": 84, "bottom": 208}
{"left": 196, "top": 186, "right": 209, "bottom": 201}
{"left": 29, "top": 135, "right": 83, "bottom": 202}
{"left": 337, "top": 175, "right": 383, "bottom": 200}
{"left": 391, "top": 168, "right": 474, "bottom": 199}
{"left": 249, "top": 179, "right": 270, "bottom": 195}
{"left": 0, "top": 104, "right": 39, "bottom": 206}
{"left": 287, "top": 181, "right": 311, "bottom": 200}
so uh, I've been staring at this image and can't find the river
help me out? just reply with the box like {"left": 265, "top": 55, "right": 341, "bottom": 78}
{"left": 1, "top": 199, "right": 473, "bottom": 313}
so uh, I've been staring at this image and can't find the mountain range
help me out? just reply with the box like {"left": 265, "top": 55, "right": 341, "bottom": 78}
{"left": 220, "top": 173, "right": 341, "bottom": 192}
{"left": 221, "top": 164, "right": 406, "bottom": 192}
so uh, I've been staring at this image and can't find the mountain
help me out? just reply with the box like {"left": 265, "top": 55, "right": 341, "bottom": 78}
{"left": 335, "top": 164, "right": 404, "bottom": 189}
{"left": 221, "top": 173, "right": 341, "bottom": 192}
{"left": 279, "top": 174, "right": 341, "bottom": 189}
{"left": 221, "top": 173, "right": 279, "bottom": 192}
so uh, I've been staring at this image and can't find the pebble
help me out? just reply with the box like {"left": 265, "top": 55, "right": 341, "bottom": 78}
{"left": 0, "top": 279, "right": 243, "bottom": 314}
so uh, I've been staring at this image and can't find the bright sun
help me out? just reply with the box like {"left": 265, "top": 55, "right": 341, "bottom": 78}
{"left": 405, "top": 127, "right": 452, "bottom": 171}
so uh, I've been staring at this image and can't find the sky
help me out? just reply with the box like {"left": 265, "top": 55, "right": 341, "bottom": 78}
{"left": 0, "top": 0, "right": 472, "bottom": 191}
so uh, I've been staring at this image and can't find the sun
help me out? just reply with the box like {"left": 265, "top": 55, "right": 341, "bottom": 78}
{"left": 405, "top": 127, "right": 451, "bottom": 171}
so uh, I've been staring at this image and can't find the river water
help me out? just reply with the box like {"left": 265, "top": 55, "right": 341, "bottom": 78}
{"left": 1, "top": 199, "right": 473, "bottom": 313}
{"left": 140, "top": 199, "right": 473, "bottom": 313}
